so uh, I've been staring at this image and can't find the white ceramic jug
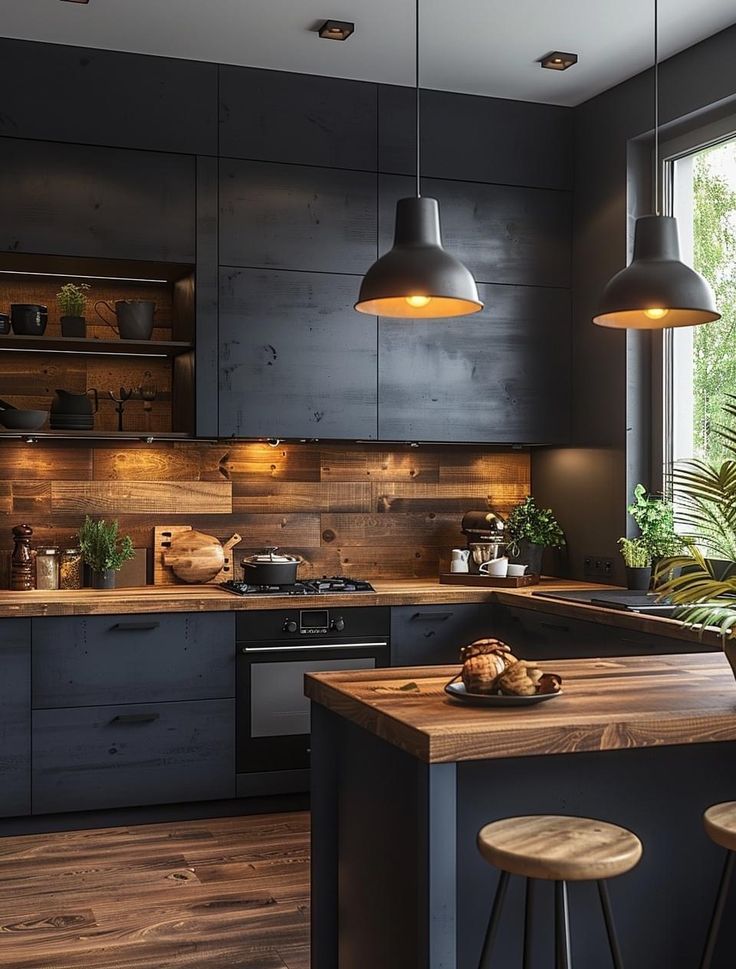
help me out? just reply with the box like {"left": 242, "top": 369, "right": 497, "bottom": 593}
{"left": 450, "top": 548, "right": 470, "bottom": 573}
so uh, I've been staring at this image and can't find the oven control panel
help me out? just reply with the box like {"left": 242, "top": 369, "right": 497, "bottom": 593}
{"left": 238, "top": 606, "right": 390, "bottom": 642}
{"left": 282, "top": 609, "right": 344, "bottom": 635}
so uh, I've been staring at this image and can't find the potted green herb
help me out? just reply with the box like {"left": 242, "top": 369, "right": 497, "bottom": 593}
{"left": 57, "top": 282, "right": 91, "bottom": 338}
{"left": 618, "top": 537, "right": 652, "bottom": 590}
{"left": 506, "top": 496, "right": 565, "bottom": 576}
{"left": 78, "top": 516, "right": 134, "bottom": 589}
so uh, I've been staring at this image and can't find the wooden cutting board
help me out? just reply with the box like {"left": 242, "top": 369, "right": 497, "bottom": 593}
{"left": 154, "top": 526, "right": 241, "bottom": 585}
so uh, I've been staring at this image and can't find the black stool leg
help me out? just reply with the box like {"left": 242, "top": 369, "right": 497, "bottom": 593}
{"left": 478, "top": 870, "right": 510, "bottom": 969}
{"left": 554, "top": 880, "right": 572, "bottom": 969}
{"left": 598, "top": 880, "right": 624, "bottom": 969}
{"left": 700, "top": 851, "right": 735, "bottom": 969}
{"left": 523, "top": 878, "right": 533, "bottom": 969}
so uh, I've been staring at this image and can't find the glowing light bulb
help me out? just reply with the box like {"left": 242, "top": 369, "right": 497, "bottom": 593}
{"left": 406, "top": 295, "right": 431, "bottom": 308}
{"left": 644, "top": 307, "right": 669, "bottom": 320}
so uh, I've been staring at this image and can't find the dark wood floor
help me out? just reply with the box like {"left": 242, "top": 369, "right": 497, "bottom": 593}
{"left": 0, "top": 812, "right": 310, "bottom": 969}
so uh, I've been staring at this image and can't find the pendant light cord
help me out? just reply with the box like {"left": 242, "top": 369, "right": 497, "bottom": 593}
{"left": 415, "top": 0, "right": 421, "bottom": 198}
{"left": 654, "top": 0, "right": 660, "bottom": 215}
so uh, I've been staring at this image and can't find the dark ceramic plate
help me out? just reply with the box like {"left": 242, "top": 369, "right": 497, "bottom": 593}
{"left": 444, "top": 680, "right": 563, "bottom": 707}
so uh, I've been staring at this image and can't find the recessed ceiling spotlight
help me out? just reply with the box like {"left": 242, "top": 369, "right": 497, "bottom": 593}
{"left": 318, "top": 19, "right": 354, "bottom": 41}
{"left": 540, "top": 51, "right": 578, "bottom": 71}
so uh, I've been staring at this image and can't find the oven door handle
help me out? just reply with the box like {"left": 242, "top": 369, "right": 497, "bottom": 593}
{"left": 241, "top": 641, "right": 389, "bottom": 654}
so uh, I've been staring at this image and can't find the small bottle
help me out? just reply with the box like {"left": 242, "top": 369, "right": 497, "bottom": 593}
{"left": 59, "top": 547, "right": 83, "bottom": 590}
{"left": 36, "top": 547, "right": 60, "bottom": 591}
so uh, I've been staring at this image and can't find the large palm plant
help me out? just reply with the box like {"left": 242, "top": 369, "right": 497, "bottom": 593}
{"left": 657, "top": 396, "right": 736, "bottom": 636}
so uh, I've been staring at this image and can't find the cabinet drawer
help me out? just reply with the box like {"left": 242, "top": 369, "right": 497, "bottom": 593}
{"left": 32, "top": 698, "right": 235, "bottom": 814}
{"left": 32, "top": 613, "right": 235, "bottom": 708}
{"left": 391, "top": 604, "right": 496, "bottom": 667}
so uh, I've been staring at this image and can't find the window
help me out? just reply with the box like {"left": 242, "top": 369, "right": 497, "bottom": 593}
{"left": 665, "top": 133, "right": 736, "bottom": 472}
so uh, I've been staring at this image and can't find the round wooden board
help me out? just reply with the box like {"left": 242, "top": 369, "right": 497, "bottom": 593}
{"left": 163, "top": 530, "right": 225, "bottom": 583}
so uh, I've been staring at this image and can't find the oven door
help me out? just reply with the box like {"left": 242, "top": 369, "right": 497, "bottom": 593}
{"left": 236, "top": 639, "right": 389, "bottom": 781}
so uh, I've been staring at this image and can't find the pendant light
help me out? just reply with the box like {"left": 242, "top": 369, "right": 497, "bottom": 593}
{"left": 593, "top": 0, "right": 719, "bottom": 329}
{"left": 354, "top": 0, "right": 483, "bottom": 318}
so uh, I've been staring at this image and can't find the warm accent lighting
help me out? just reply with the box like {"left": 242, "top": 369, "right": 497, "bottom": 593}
{"left": 406, "top": 295, "right": 432, "bottom": 308}
{"left": 540, "top": 51, "right": 578, "bottom": 71}
{"left": 644, "top": 308, "right": 669, "bottom": 320}
{"left": 318, "top": 20, "right": 354, "bottom": 41}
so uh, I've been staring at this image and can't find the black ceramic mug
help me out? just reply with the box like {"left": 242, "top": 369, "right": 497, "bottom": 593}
{"left": 11, "top": 304, "right": 48, "bottom": 336}
{"left": 0, "top": 313, "right": 10, "bottom": 335}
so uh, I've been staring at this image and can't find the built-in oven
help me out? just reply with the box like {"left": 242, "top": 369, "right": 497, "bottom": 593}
{"left": 236, "top": 606, "right": 390, "bottom": 796}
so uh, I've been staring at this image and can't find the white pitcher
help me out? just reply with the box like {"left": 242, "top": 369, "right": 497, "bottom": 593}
{"left": 450, "top": 548, "right": 470, "bottom": 573}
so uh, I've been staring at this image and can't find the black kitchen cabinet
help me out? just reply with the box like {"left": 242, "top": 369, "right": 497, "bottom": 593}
{"left": 379, "top": 175, "right": 570, "bottom": 289}
{"left": 0, "top": 620, "right": 31, "bottom": 818}
{"left": 219, "top": 159, "right": 377, "bottom": 275}
{"left": 218, "top": 267, "right": 377, "bottom": 439}
{"left": 32, "top": 698, "right": 235, "bottom": 814}
{"left": 378, "top": 284, "right": 571, "bottom": 443}
{"left": 0, "top": 139, "right": 195, "bottom": 263}
{"left": 32, "top": 613, "right": 235, "bottom": 708}
{"left": 390, "top": 604, "right": 496, "bottom": 667}
{"left": 219, "top": 66, "right": 377, "bottom": 170}
{"left": 0, "top": 38, "right": 217, "bottom": 155}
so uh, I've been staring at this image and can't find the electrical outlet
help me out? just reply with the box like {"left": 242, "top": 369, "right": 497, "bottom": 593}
{"left": 583, "top": 556, "right": 615, "bottom": 580}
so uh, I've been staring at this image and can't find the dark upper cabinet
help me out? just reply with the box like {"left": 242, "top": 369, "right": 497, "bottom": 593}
{"left": 378, "top": 86, "right": 573, "bottom": 190}
{"left": 220, "top": 160, "right": 377, "bottom": 274}
{"left": 0, "top": 619, "right": 31, "bottom": 818}
{"left": 380, "top": 175, "right": 571, "bottom": 289}
{"left": 0, "top": 139, "right": 196, "bottom": 263}
{"left": 0, "top": 38, "right": 217, "bottom": 155}
{"left": 378, "top": 283, "right": 571, "bottom": 444}
{"left": 219, "top": 268, "right": 377, "bottom": 439}
{"left": 219, "top": 66, "right": 377, "bottom": 170}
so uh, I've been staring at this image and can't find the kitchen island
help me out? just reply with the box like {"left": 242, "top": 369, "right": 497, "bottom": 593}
{"left": 306, "top": 654, "right": 736, "bottom": 968}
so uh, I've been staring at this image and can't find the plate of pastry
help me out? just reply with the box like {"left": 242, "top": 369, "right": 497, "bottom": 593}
{"left": 445, "top": 638, "right": 563, "bottom": 707}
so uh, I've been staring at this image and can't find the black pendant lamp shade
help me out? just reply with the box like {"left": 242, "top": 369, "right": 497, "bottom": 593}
{"left": 354, "top": 197, "right": 483, "bottom": 318}
{"left": 593, "top": 215, "right": 720, "bottom": 329}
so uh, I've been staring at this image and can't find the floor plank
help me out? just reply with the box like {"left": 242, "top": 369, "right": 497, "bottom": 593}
{"left": 0, "top": 812, "right": 310, "bottom": 969}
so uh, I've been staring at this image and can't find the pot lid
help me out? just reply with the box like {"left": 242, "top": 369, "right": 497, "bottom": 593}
{"left": 243, "top": 547, "right": 299, "bottom": 564}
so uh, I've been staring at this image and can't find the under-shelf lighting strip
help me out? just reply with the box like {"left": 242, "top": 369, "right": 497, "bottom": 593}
{"left": 0, "top": 270, "right": 169, "bottom": 284}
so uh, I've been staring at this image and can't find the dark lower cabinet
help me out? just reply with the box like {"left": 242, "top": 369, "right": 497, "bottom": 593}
{"left": 0, "top": 620, "right": 31, "bottom": 818}
{"left": 218, "top": 267, "right": 377, "bottom": 439}
{"left": 390, "top": 604, "right": 495, "bottom": 667}
{"left": 32, "top": 698, "right": 235, "bottom": 815}
{"left": 378, "top": 283, "right": 571, "bottom": 443}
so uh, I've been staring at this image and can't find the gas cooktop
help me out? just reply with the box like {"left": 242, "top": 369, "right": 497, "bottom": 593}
{"left": 221, "top": 576, "right": 376, "bottom": 597}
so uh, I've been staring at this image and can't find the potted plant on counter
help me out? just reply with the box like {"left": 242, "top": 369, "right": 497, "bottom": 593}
{"left": 618, "top": 537, "right": 652, "bottom": 590}
{"left": 79, "top": 516, "right": 134, "bottom": 589}
{"left": 57, "top": 282, "right": 91, "bottom": 338}
{"left": 506, "top": 496, "right": 565, "bottom": 576}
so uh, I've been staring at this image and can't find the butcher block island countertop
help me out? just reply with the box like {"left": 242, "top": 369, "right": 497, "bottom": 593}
{"left": 305, "top": 652, "right": 736, "bottom": 763}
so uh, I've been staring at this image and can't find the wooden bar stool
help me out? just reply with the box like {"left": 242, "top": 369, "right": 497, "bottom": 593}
{"left": 476, "top": 815, "right": 643, "bottom": 968}
{"left": 700, "top": 802, "right": 736, "bottom": 969}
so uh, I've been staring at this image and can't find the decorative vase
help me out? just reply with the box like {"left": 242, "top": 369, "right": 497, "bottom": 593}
{"left": 91, "top": 568, "right": 116, "bottom": 590}
{"left": 509, "top": 540, "right": 544, "bottom": 576}
{"left": 61, "top": 315, "right": 86, "bottom": 338}
{"left": 625, "top": 566, "right": 652, "bottom": 591}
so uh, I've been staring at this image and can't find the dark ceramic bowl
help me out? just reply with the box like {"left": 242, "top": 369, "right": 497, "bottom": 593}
{"left": 0, "top": 409, "right": 48, "bottom": 430}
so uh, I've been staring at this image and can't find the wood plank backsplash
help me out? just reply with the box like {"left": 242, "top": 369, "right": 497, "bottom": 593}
{"left": 0, "top": 442, "right": 530, "bottom": 580}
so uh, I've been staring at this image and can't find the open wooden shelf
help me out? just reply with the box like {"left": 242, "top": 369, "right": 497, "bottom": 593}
{"left": 0, "top": 335, "right": 193, "bottom": 357}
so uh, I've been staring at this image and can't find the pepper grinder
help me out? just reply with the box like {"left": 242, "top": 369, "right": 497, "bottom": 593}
{"left": 10, "top": 524, "right": 35, "bottom": 591}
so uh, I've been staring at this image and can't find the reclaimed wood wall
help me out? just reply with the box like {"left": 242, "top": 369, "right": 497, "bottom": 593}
{"left": 0, "top": 442, "right": 530, "bottom": 581}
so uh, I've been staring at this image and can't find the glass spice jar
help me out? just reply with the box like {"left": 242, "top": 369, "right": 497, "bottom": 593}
{"left": 60, "top": 547, "right": 83, "bottom": 590}
{"left": 36, "top": 547, "right": 60, "bottom": 591}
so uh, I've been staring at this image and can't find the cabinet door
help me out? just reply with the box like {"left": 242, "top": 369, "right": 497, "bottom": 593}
{"left": 33, "top": 698, "right": 235, "bottom": 814}
{"left": 219, "top": 268, "right": 377, "bottom": 439}
{"left": 379, "top": 284, "right": 571, "bottom": 444}
{"left": 220, "top": 159, "right": 377, "bottom": 275}
{"left": 0, "top": 139, "right": 195, "bottom": 263}
{"left": 390, "top": 604, "right": 496, "bottom": 667}
{"left": 0, "top": 619, "right": 31, "bottom": 818}
{"left": 32, "top": 613, "right": 235, "bottom": 708}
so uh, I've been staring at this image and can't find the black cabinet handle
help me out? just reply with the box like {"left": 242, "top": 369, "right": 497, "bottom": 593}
{"left": 110, "top": 713, "right": 160, "bottom": 724}
{"left": 540, "top": 621, "right": 571, "bottom": 633}
{"left": 109, "top": 621, "right": 160, "bottom": 632}
{"left": 410, "top": 612, "right": 453, "bottom": 622}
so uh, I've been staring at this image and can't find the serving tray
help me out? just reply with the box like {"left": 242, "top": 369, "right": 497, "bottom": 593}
{"left": 439, "top": 572, "right": 539, "bottom": 588}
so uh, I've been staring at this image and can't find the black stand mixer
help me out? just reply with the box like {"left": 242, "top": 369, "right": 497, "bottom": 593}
{"left": 461, "top": 511, "right": 507, "bottom": 574}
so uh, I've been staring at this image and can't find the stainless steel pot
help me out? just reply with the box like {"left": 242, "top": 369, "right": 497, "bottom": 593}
{"left": 241, "top": 547, "right": 302, "bottom": 585}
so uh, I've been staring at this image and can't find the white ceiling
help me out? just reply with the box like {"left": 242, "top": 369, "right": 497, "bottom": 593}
{"left": 1, "top": 0, "right": 735, "bottom": 106}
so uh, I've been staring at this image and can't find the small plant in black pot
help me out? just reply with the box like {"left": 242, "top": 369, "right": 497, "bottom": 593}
{"left": 620, "top": 484, "right": 683, "bottom": 589}
{"left": 79, "top": 516, "right": 134, "bottom": 589}
{"left": 618, "top": 537, "right": 653, "bottom": 590}
{"left": 57, "top": 282, "right": 91, "bottom": 338}
{"left": 506, "top": 496, "right": 565, "bottom": 576}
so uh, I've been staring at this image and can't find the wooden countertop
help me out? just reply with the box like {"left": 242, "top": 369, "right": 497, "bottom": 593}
{"left": 305, "top": 653, "right": 736, "bottom": 764}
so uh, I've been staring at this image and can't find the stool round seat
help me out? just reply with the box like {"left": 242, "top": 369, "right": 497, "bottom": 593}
{"left": 704, "top": 802, "right": 736, "bottom": 851}
{"left": 477, "top": 815, "right": 643, "bottom": 882}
